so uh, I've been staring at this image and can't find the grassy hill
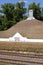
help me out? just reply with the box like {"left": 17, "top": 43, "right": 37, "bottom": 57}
{"left": 0, "top": 19, "right": 43, "bottom": 39}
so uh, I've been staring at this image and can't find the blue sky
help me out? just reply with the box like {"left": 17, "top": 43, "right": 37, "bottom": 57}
{"left": 0, "top": 0, "right": 43, "bottom": 8}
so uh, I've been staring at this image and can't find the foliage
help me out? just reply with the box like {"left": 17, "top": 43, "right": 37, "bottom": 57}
{"left": 15, "top": 2, "right": 26, "bottom": 22}
{"left": 1, "top": 3, "right": 15, "bottom": 21}
{"left": 0, "top": 2, "right": 26, "bottom": 31}
{"left": 23, "top": 15, "right": 28, "bottom": 19}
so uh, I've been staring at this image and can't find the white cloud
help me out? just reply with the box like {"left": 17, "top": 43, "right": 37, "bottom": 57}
{"left": 19, "top": 0, "right": 28, "bottom": 3}
{"left": 24, "top": 0, "right": 28, "bottom": 3}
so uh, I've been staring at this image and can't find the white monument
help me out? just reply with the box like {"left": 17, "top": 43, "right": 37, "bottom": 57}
{"left": 27, "top": 10, "right": 35, "bottom": 20}
{"left": 9, "top": 32, "right": 28, "bottom": 42}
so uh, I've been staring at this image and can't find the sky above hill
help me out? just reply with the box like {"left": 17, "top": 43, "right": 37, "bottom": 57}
{"left": 0, "top": 0, "right": 43, "bottom": 8}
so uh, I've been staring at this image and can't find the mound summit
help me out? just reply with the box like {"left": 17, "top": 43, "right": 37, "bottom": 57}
{"left": 0, "top": 19, "right": 43, "bottom": 39}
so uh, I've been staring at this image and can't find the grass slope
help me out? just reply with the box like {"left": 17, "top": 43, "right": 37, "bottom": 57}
{"left": 0, "top": 19, "right": 43, "bottom": 39}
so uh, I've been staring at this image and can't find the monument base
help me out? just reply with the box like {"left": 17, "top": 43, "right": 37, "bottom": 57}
{"left": 27, "top": 17, "right": 35, "bottom": 20}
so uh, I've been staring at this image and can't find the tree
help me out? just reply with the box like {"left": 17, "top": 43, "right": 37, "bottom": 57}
{"left": 0, "top": 3, "right": 17, "bottom": 30}
{"left": 15, "top": 2, "right": 26, "bottom": 22}
{"left": 28, "top": 2, "right": 41, "bottom": 20}
{"left": 0, "top": 2, "right": 27, "bottom": 31}
{"left": 1, "top": 3, "right": 15, "bottom": 21}
{"left": 41, "top": 8, "right": 43, "bottom": 16}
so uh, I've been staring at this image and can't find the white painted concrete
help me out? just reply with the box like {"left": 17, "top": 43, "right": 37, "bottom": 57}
{"left": 27, "top": 17, "right": 35, "bottom": 20}
{"left": 0, "top": 32, "right": 43, "bottom": 42}
{"left": 9, "top": 32, "right": 25, "bottom": 42}
{"left": 27, "top": 10, "right": 35, "bottom": 20}
{"left": 0, "top": 38, "right": 9, "bottom": 42}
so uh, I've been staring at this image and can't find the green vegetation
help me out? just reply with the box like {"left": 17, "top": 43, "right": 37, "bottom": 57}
{"left": 0, "top": 62, "right": 26, "bottom": 65}
{"left": 0, "top": 63, "right": 24, "bottom": 65}
{"left": 0, "top": 64, "right": 6, "bottom": 65}
{"left": 0, "top": 2, "right": 43, "bottom": 31}
{"left": 0, "top": 2, "right": 27, "bottom": 31}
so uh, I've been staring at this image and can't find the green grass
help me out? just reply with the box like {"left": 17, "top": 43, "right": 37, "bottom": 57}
{"left": 0, "top": 63, "right": 25, "bottom": 65}
{"left": 0, "top": 64, "right": 6, "bottom": 65}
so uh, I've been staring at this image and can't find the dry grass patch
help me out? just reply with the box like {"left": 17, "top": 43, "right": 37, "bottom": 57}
{"left": 0, "top": 19, "right": 43, "bottom": 39}
{"left": 0, "top": 42, "right": 43, "bottom": 53}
